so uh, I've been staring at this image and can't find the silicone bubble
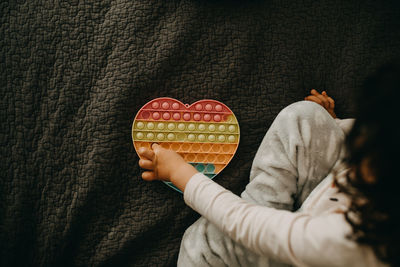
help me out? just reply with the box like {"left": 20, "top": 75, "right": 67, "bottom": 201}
{"left": 204, "top": 114, "right": 211, "bottom": 121}
{"left": 187, "top": 134, "right": 196, "bottom": 141}
{"left": 207, "top": 154, "right": 216, "bottom": 162}
{"left": 197, "top": 154, "right": 205, "bottom": 162}
{"left": 132, "top": 97, "right": 240, "bottom": 193}
{"left": 176, "top": 133, "right": 185, "bottom": 141}
{"left": 157, "top": 133, "right": 165, "bottom": 140}
{"left": 162, "top": 102, "right": 169, "bottom": 109}
{"left": 192, "top": 143, "right": 201, "bottom": 152}
{"left": 147, "top": 133, "right": 154, "bottom": 139}
{"left": 161, "top": 143, "right": 170, "bottom": 149}
{"left": 167, "top": 133, "right": 175, "bottom": 140}
{"left": 186, "top": 154, "right": 195, "bottom": 162}
{"left": 163, "top": 112, "right": 171, "bottom": 120}
{"left": 196, "top": 163, "right": 205, "bottom": 172}
{"left": 167, "top": 123, "right": 175, "bottom": 130}
{"left": 181, "top": 143, "right": 191, "bottom": 152}
{"left": 157, "top": 122, "right": 165, "bottom": 130}
{"left": 215, "top": 104, "right": 223, "bottom": 111}
{"left": 171, "top": 143, "right": 180, "bottom": 151}
{"left": 152, "top": 112, "right": 160, "bottom": 120}
{"left": 211, "top": 144, "right": 221, "bottom": 152}
{"left": 136, "top": 121, "right": 145, "bottom": 129}
{"left": 197, "top": 134, "right": 206, "bottom": 142}
{"left": 206, "top": 164, "right": 215, "bottom": 173}
{"left": 177, "top": 123, "right": 186, "bottom": 131}
{"left": 223, "top": 144, "right": 234, "bottom": 153}
{"left": 142, "top": 111, "right": 150, "bottom": 119}
{"left": 202, "top": 143, "right": 211, "bottom": 152}
{"left": 138, "top": 142, "right": 150, "bottom": 149}
{"left": 217, "top": 154, "right": 226, "bottom": 163}
{"left": 147, "top": 122, "right": 155, "bottom": 129}
{"left": 136, "top": 132, "right": 144, "bottom": 139}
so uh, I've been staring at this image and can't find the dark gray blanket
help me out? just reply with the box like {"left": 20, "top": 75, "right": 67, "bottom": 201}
{"left": 1, "top": 1, "right": 399, "bottom": 266}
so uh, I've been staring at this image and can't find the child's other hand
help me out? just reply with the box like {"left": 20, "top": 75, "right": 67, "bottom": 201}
{"left": 138, "top": 144, "right": 197, "bottom": 191}
{"left": 305, "top": 89, "right": 337, "bottom": 118}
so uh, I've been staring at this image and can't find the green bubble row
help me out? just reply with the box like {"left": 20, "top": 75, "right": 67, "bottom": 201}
{"left": 133, "top": 131, "right": 238, "bottom": 143}
{"left": 133, "top": 120, "right": 239, "bottom": 134}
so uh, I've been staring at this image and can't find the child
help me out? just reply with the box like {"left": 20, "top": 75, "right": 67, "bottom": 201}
{"left": 138, "top": 62, "right": 399, "bottom": 266}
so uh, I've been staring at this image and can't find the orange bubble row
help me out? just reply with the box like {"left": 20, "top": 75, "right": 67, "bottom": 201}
{"left": 179, "top": 153, "right": 232, "bottom": 165}
{"left": 134, "top": 141, "right": 237, "bottom": 154}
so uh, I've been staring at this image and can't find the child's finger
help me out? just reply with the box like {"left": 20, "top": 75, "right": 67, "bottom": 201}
{"left": 309, "top": 89, "right": 329, "bottom": 108}
{"left": 315, "top": 94, "right": 329, "bottom": 109}
{"left": 322, "top": 91, "right": 335, "bottom": 109}
{"left": 327, "top": 96, "right": 335, "bottom": 109}
{"left": 138, "top": 147, "right": 155, "bottom": 160}
{"left": 139, "top": 159, "right": 154, "bottom": 170}
{"left": 305, "top": 95, "right": 322, "bottom": 105}
{"left": 310, "top": 89, "right": 320, "bottom": 95}
{"left": 142, "top": 171, "right": 156, "bottom": 181}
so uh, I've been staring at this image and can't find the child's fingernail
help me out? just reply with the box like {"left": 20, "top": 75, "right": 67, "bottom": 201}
{"left": 151, "top": 143, "right": 159, "bottom": 150}
{"left": 138, "top": 147, "right": 145, "bottom": 154}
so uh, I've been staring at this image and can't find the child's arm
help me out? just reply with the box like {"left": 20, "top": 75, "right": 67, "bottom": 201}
{"left": 138, "top": 146, "right": 358, "bottom": 266}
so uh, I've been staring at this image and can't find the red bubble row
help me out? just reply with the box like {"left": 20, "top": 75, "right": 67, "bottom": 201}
{"left": 140, "top": 111, "right": 226, "bottom": 122}
{"left": 151, "top": 101, "right": 224, "bottom": 112}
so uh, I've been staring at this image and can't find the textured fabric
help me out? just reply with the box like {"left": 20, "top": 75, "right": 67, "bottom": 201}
{"left": 178, "top": 101, "right": 355, "bottom": 266}
{"left": 1, "top": 1, "right": 400, "bottom": 266}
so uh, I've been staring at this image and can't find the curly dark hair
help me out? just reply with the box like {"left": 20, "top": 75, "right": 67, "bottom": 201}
{"left": 335, "top": 60, "right": 400, "bottom": 266}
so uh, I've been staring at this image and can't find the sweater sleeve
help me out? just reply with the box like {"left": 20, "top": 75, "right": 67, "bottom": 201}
{"left": 183, "top": 173, "right": 368, "bottom": 267}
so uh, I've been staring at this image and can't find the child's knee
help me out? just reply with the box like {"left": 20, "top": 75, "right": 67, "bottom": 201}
{"left": 277, "top": 101, "right": 327, "bottom": 122}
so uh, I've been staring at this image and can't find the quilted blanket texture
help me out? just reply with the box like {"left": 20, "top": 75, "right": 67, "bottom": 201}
{"left": 1, "top": 0, "right": 399, "bottom": 266}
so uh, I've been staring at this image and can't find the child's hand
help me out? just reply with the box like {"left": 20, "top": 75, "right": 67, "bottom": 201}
{"left": 305, "top": 89, "right": 337, "bottom": 118}
{"left": 138, "top": 144, "right": 198, "bottom": 192}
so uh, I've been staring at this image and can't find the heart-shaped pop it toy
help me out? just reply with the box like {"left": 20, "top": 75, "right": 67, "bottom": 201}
{"left": 132, "top": 97, "right": 240, "bottom": 192}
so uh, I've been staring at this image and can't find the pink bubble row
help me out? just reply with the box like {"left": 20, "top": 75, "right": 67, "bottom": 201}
{"left": 141, "top": 111, "right": 225, "bottom": 122}
{"left": 150, "top": 101, "right": 224, "bottom": 112}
